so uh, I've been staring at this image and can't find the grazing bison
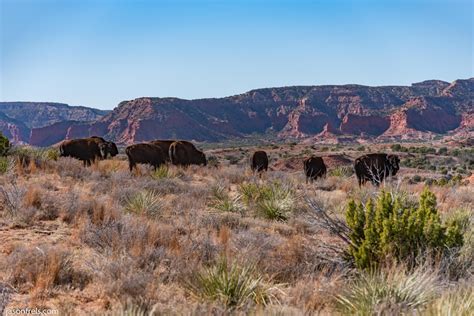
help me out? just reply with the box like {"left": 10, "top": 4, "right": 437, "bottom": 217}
{"left": 354, "top": 153, "right": 400, "bottom": 186}
{"left": 89, "top": 136, "right": 119, "bottom": 158}
{"left": 304, "top": 156, "right": 327, "bottom": 183}
{"left": 251, "top": 151, "right": 269, "bottom": 173}
{"left": 169, "top": 141, "right": 207, "bottom": 166}
{"left": 149, "top": 140, "right": 175, "bottom": 162}
{"left": 125, "top": 143, "right": 167, "bottom": 172}
{"left": 59, "top": 138, "right": 105, "bottom": 166}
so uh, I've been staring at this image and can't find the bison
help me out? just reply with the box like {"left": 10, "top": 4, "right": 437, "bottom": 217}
{"left": 169, "top": 141, "right": 207, "bottom": 166}
{"left": 304, "top": 156, "right": 327, "bottom": 183}
{"left": 59, "top": 138, "right": 105, "bottom": 166}
{"left": 149, "top": 140, "right": 175, "bottom": 162}
{"left": 125, "top": 143, "right": 167, "bottom": 172}
{"left": 89, "top": 136, "right": 119, "bottom": 158}
{"left": 354, "top": 153, "right": 400, "bottom": 186}
{"left": 251, "top": 151, "right": 269, "bottom": 173}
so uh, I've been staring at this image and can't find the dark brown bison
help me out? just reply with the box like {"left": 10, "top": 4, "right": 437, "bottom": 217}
{"left": 149, "top": 140, "right": 175, "bottom": 162}
{"left": 354, "top": 153, "right": 400, "bottom": 186}
{"left": 125, "top": 143, "right": 167, "bottom": 172}
{"left": 251, "top": 151, "right": 268, "bottom": 173}
{"left": 89, "top": 136, "right": 118, "bottom": 158}
{"left": 59, "top": 138, "right": 105, "bottom": 166}
{"left": 169, "top": 141, "right": 207, "bottom": 166}
{"left": 304, "top": 156, "right": 327, "bottom": 183}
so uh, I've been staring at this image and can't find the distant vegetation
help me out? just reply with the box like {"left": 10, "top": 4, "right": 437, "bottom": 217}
{"left": 0, "top": 132, "right": 10, "bottom": 156}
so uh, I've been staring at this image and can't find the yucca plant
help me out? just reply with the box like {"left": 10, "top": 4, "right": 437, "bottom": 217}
{"left": 255, "top": 182, "right": 296, "bottom": 221}
{"left": 125, "top": 190, "right": 163, "bottom": 218}
{"left": 185, "top": 257, "right": 280, "bottom": 308}
{"left": 151, "top": 165, "right": 171, "bottom": 179}
{"left": 209, "top": 185, "right": 244, "bottom": 213}
{"left": 239, "top": 181, "right": 296, "bottom": 220}
{"left": 238, "top": 182, "right": 262, "bottom": 204}
{"left": 329, "top": 165, "right": 354, "bottom": 177}
{"left": 336, "top": 267, "right": 439, "bottom": 315}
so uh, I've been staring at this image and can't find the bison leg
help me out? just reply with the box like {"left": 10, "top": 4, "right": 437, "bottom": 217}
{"left": 129, "top": 160, "right": 135, "bottom": 172}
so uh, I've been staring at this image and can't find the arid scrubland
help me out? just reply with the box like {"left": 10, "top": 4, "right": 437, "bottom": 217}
{"left": 0, "top": 142, "right": 473, "bottom": 315}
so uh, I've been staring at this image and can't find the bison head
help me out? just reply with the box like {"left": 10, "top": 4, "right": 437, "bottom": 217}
{"left": 107, "top": 142, "right": 119, "bottom": 157}
{"left": 387, "top": 155, "right": 400, "bottom": 176}
{"left": 100, "top": 142, "right": 118, "bottom": 159}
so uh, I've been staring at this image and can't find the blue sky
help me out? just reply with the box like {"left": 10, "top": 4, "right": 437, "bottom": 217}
{"left": 1, "top": 0, "right": 472, "bottom": 110}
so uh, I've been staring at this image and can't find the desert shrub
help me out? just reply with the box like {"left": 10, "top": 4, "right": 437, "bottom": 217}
{"left": 391, "top": 144, "right": 403, "bottom": 152}
{"left": 43, "top": 147, "right": 59, "bottom": 161}
{"left": 329, "top": 166, "right": 354, "bottom": 177}
{"left": 423, "top": 284, "right": 473, "bottom": 316}
{"left": 0, "top": 132, "right": 10, "bottom": 156}
{"left": 346, "top": 188, "right": 465, "bottom": 269}
{"left": 5, "top": 246, "right": 85, "bottom": 294}
{"left": 437, "top": 147, "right": 448, "bottom": 155}
{"left": 185, "top": 257, "right": 280, "bottom": 308}
{"left": 0, "top": 181, "right": 26, "bottom": 218}
{"left": 336, "top": 267, "right": 439, "bottom": 315}
{"left": 0, "top": 156, "right": 11, "bottom": 174}
{"left": 411, "top": 175, "right": 422, "bottom": 183}
{"left": 125, "top": 190, "right": 163, "bottom": 218}
{"left": 209, "top": 185, "right": 244, "bottom": 213}
{"left": 225, "top": 154, "right": 240, "bottom": 165}
{"left": 9, "top": 145, "right": 56, "bottom": 161}
{"left": 207, "top": 155, "right": 219, "bottom": 168}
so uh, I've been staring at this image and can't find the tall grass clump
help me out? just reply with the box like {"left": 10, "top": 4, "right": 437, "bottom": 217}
{"left": 329, "top": 166, "right": 354, "bottom": 177}
{"left": 125, "top": 190, "right": 163, "bottom": 218}
{"left": 209, "top": 185, "right": 244, "bottom": 213}
{"left": 239, "top": 181, "right": 296, "bottom": 221}
{"left": 336, "top": 267, "right": 439, "bottom": 315}
{"left": 346, "top": 188, "right": 465, "bottom": 269}
{"left": 423, "top": 284, "right": 473, "bottom": 316}
{"left": 185, "top": 257, "right": 280, "bottom": 309}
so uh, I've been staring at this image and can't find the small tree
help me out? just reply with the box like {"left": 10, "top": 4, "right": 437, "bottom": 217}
{"left": 0, "top": 132, "right": 10, "bottom": 156}
{"left": 346, "top": 188, "right": 465, "bottom": 269}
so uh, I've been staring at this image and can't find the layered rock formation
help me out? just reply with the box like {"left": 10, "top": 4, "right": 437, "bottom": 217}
{"left": 2, "top": 78, "right": 472, "bottom": 146}
{"left": 0, "top": 102, "right": 108, "bottom": 144}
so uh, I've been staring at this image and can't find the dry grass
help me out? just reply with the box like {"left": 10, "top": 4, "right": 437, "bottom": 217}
{"left": 0, "top": 142, "right": 472, "bottom": 314}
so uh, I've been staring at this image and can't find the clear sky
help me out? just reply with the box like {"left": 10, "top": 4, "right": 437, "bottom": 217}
{"left": 1, "top": 0, "right": 472, "bottom": 110}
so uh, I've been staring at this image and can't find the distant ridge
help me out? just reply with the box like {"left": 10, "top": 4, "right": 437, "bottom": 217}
{"left": 1, "top": 78, "right": 472, "bottom": 146}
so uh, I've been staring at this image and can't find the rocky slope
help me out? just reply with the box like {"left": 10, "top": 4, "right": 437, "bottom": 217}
{"left": 0, "top": 102, "right": 108, "bottom": 144}
{"left": 3, "top": 79, "right": 472, "bottom": 146}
